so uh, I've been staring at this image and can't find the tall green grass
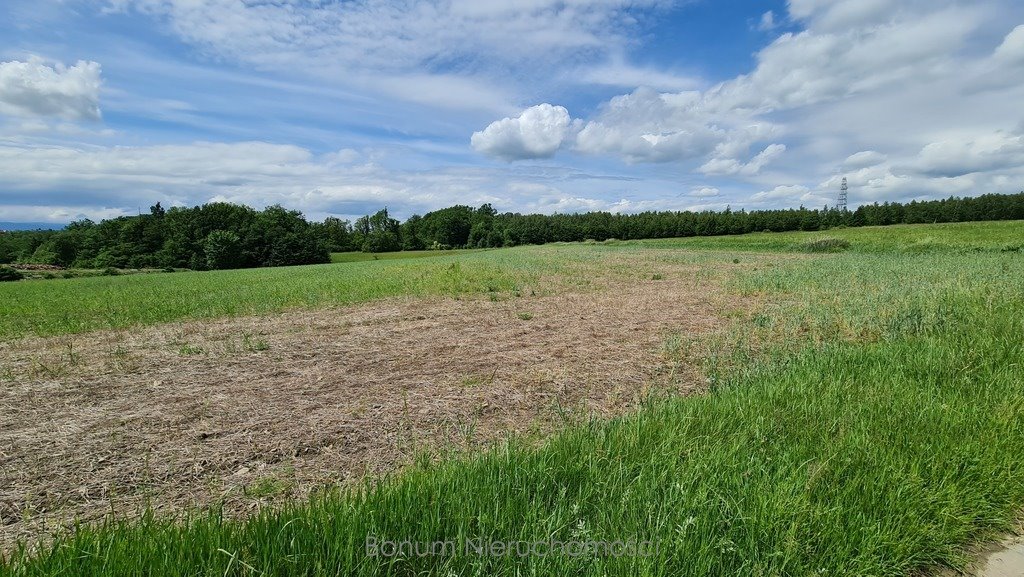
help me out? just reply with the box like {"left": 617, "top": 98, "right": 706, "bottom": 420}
{"left": 0, "top": 251, "right": 542, "bottom": 339}
{"left": 330, "top": 249, "right": 488, "bottom": 263}
{"left": 629, "top": 220, "right": 1024, "bottom": 254}
{"left": 3, "top": 221, "right": 1019, "bottom": 340}
{"left": 3, "top": 241, "right": 1022, "bottom": 575}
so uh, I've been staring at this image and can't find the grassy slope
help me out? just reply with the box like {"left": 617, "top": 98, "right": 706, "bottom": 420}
{"left": 2, "top": 221, "right": 1019, "bottom": 340}
{"left": 0, "top": 252, "right": 543, "bottom": 340}
{"left": 330, "top": 249, "right": 487, "bottom": 263}
{"left": 629, "top": 219, "right": 1024, "bottom": 253}
{"left": 3, "top": 222, "right": 1023, "bottom": 575}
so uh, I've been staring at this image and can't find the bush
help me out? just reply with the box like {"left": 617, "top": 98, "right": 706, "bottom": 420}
{"left": 0, "top": 265, "right": 24, "bottom": 281}
{"left": 797, "top": 237, "right": 851, "bottom": 253}
{"left": 102, "top": 266, "right": 120, "bottom": 276}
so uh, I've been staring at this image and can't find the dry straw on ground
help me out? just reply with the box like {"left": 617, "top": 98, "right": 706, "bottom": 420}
{"left": 0, "top": 258, "right": 734, "bottom": 548}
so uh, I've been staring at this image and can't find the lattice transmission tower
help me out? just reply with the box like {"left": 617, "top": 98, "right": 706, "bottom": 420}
{"left": 837, "top": 177, "right": 849, "bottom": 212}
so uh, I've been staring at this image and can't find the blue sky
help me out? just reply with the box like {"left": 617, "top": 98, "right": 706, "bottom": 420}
{"left": 1, "top": 0, "right": 1024, "bottom": 224}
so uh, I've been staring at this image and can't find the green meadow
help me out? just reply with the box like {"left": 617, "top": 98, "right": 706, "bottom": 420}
{"left": 2, "top": 221, "right": 1023, "bottom": 576}
{"left": 329, "top": 249, "right": 488, "bottom": 263}
{"left": 629, "top": 219, "right": 1024, "bottom": 253}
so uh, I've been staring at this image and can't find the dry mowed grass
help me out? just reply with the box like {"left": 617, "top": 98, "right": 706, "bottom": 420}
{"left": 0, "top": 251, "right": 741, "bottom": 547}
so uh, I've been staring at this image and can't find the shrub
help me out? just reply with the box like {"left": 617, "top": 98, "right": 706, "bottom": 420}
{"left": 797, "top": 237, "right": 851, "bottom": 253}
{"left": 0, "top": 265, "right": 24, "bottom": 282}
{"left": 102, "top": 266, "right": 120, "bottom": 276}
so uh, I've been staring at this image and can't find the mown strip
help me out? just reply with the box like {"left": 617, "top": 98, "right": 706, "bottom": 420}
{"left": 3, "top": 249, "right": 1022, "bottom": 576}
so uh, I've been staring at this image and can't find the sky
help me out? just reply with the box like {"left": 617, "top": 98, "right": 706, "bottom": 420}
{"left": 1, "top": 0, "right": 1024, "bottom": 225}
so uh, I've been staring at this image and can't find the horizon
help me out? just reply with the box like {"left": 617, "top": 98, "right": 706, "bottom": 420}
{"left": 2, "top": 0, "right": 1024, "bottom": 225}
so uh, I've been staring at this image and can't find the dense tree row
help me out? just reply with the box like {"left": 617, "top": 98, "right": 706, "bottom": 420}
{"left": 0, "top": 203, "right": 329, "bottom": 269}
{"left": 1, "top": 192, "right": 1022, "bottom": 269}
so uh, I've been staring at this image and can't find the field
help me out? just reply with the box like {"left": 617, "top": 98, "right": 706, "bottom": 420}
{"left": 330, "top": 249, "right": 488, "bottom": 263}
{"left": 1, "top": 221, "right": 1023, "bottom": 576}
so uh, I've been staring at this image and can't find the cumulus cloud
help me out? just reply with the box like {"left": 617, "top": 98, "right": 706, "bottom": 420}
{"left": 689, "top": 186, "right": 720, "bottom": 197}
{"left": 912, "top": 131, "right": 1024, "bottom": 177}
{"left": 471, "top": 104, "right": 575, "bottom": 161}
{"left": 700, "top": 144, "right": 786, "bottom": 176}
{"left": 527, "top": 0, "right": 989, "bottom": 173}
{"left": 464, "top": 0, "right": 1024, "bottom": 211}
{"left": 707, "top": 4, "right": 981, "bottom": 114}
{"left": 0, "top": 58, "right": 102, "bottom": 120}
{"left": 568, "top": 87, "right": 787, "bottom": 166}
{"left": 9, "top": 0, "right": 1024, "bottom": 220}
{"left": 994, "top": 24, "right": 1024, "bottom": 65}
{"left": 843, "top": 150, "right": 887, "bottom": 169}
{"left": 0, "top": 140, "right": 685, "bottom": 223}
{"left": 752, "top": 184, "right": 810, "bottom": 202}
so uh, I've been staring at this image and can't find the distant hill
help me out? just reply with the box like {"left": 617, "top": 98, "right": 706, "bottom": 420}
{"left": 0, "top": 222, "right": 66, "bottom": 231}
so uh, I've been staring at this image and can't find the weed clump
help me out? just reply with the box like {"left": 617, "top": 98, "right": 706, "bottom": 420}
{"left": 0, "top": 266, "right": 24, "bottom": 282}
{"left": 902, "top": 238, "right": 945, "bottom": 253}
{"left": 796, "top": 237, "right": 851, "bottom": 253}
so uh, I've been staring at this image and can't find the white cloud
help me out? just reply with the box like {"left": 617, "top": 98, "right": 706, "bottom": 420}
{"left": 467, "top": 0, "right": 1024, "bottom": 210}
{"left": 8, "top": 0, "right": 1024, "bottom": 220}
{"left": 912, "top": 131, "right": 1024, "bottom": 177}
{"left": 689, "top": 186, "right": 720, "bottom": 197}
{"left": 0, "top": 204, "right": 131, "bottom": 223}
{"left": 471, "top": 104, "right": 575, "bottom": 161}
{"left": 994, "top": 24, "right": 1024, "bottom": 65}
{"left": 707, "top": 4, "right": 982, "bottom": 114}
{"left": 752, "top": 184, "right": 809, "bottom": 201}
{"left": 575, "top": 57, "right": 702, "bottom": 92}
{"left": 105, "top": 0, "right": 666, "bottom": 111}
{"left": 700, "top": 144, "right": 786, "bottom": 176}
{"left": 843, "top": 150, "right": 887, "bottom": 169}
{"left": 0, "top": 58, "right": 102, "bottom": 120}
{"left": 757, "top": 11, "right": 779, "bottom": 31}
{"left": 0, "top": 140, "right": 689, "bottom": 222}
{"left": 571, "top": 88, "right": 780, "bottom": 165}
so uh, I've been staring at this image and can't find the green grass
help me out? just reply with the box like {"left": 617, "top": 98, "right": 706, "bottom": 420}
{"left": 0, "top": 251, "right": 545, "bottom": 340}
{"left": 3, "top": 222, "right": 1022, "bottom": 576}
{"left": 627, "top": 220, "right": 1024, "bottom": 254}
{"left": 4, "top": 221, "right": 1020, "bottom": 341}
{"left": 330, "top": 249, "right": 488, "bottom": 263}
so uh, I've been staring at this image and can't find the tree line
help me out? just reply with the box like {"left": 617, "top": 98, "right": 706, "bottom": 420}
{"left": 1, "top": 192, "right": 1022, "bottom": 270}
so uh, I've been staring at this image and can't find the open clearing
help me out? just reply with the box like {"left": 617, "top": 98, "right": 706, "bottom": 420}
{"left": 0, "top": 251, "right": 733, "bottom": 549}
{"left": 1, "top": 222, "right": 1022, "bottom": 576}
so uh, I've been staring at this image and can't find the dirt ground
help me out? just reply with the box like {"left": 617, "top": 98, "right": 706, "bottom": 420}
{"left": 0, "top": 262, "right": 730, "bottom": 548}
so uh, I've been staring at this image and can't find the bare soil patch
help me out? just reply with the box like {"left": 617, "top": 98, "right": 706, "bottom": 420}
{"left": 0, "top": 260, "right": 732, "bottom": 548}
